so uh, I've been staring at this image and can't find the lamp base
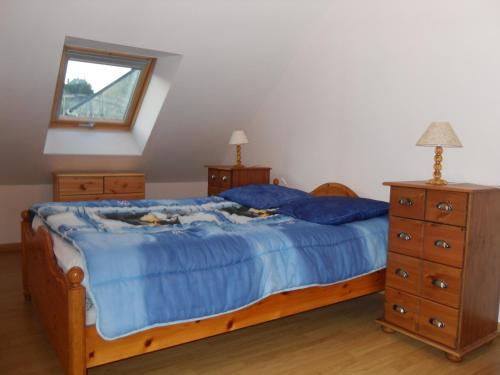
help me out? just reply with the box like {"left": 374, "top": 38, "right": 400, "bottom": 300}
{"left": 426, "top": 146, "right": 448, "bottom": 185}
{"left": 426, "top": 177, "right": 448, "bottom": 185}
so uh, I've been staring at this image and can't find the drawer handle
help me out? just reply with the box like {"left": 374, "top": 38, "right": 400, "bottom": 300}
{"left": 429, "top": 318, "right": 445, "bottom": 329}
{"left": 436, "top": 201, "right": 453, "bottom": 213}
{"left": 397, "top": 232, "right": 412, "bottom": 241}
{"left": 431, "top": 278, "right": 448, "bottom": 289}
{"left": 434, "top": 239, "right": 451, "bottom": 249}
{"left": 392, "top": 304, "right": 407, "bottom": 315}
{"left": 210, "top": 174, "right": 217, "bottom": 180}
{"left": 221, "top": 176, "right": 228, "bottom": 182}
{"left": 395, "top": 268, "right": 409, "bottom": 279}
{"left": 398, "top": 197, "right": 414, "bottom": 207}
{"left": 80, "top": 184, "right": 87, "bottom": 191}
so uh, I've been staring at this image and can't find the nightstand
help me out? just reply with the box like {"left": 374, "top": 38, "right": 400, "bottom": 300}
{"left": 376, "top": 181, "right": 500, "bottom": 362}
{"left": 205, "top": 165, "right": 271, "bottom": 196}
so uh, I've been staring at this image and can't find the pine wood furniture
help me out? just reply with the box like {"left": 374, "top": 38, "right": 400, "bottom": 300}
{"left": 205, "top": 165, "right": 271, "bottom": 196}
{"left": 376, "top": 181, "right": 500, "bottom": 362}
{"left": 21, "top": 182, "right": 385, "bottom": 375}
{"left": 53, "top": 172, "right": 145, "bottom": 202}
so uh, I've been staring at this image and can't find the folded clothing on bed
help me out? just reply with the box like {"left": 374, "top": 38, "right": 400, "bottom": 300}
{"left": 31, "top": 196, "right": 388, "bottom": 340}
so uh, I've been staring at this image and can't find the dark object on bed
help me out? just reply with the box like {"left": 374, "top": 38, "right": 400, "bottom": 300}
{"left": 101, "top": 212, "right": 180, "bottom": 226}
{"left": 219, "top": 184, "right": 310, "bottom": 209}
{"left": 278, "top": 196, "right": 389, "bottom": 225}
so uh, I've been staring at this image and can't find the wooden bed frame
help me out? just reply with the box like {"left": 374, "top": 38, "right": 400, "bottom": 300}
{"left": 21, "top": 182, "right": 386, "bottom": 374}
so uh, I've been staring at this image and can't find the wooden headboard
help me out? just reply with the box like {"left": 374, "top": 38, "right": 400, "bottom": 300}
{"left": 272, "top": 179, "right": 358, "bottom": 198}
{"left": 310, "top": 183, "right": 358, "bottom": 198}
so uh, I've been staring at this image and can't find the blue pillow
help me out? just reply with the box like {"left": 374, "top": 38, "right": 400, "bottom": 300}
{"left": 219, "top": 184, "right": 310, "bottom": 209}
{"left": 278, "top": 196, "right": 389, "bottom": 225}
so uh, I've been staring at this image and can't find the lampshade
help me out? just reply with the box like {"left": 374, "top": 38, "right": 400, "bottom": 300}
{"left": 229, "top": 130, "right": 249, "bottom": 145}
{"left": 416, "top": 122, "right": 463, "bottom": 148}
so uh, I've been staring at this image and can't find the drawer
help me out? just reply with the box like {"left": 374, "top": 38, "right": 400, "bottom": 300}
{"left": 57, "top": 176, "right": 103, "bottom": 196}
{"left": 421, "top": 261, "right": 462, "bottom": 308}
{"left": 219, "top": 170, "right": 232, "bottom": 188}
{"left": 384, "top": 287, "right": 419, "bottom": 333}
{"left": 208, "top": 169, "right": 220, "bottom": 187}
{"left": 59, "top": 193, "right": 145, "bottom": 202}
{"left": 386, "top": 252, "right": 421, "bottom": 295}
{"left": 388, "top": 217, "right": 424, "bottom": 257}
{"left": 390, "top": 187, "right": 425, "bottom": 220}
{"left": 423, "top": 223, "right": 465, "bottom": 268}
{"left": 425, "top": 190, "right": 468, "bottom": 226}
{"left": 418, "top": 298, "right": 459, "bottom": 348}
{"left": 104, "top": 176, "right": 145, "bottom": 194}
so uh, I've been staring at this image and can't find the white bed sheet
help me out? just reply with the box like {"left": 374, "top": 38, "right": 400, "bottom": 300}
{"left": 32, "top": 216, "right": 97, "bottom": 325}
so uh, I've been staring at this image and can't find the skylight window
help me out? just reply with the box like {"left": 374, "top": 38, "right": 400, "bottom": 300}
{"left": 50, "top": 47, "right": 155, "bottom": 130}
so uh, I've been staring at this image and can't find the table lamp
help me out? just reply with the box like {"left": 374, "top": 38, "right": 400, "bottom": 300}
{"left": 416, "top": 121, "right": 463, "bottom": 185}
{"left": 229, "top": 130, "right": 248, "bottom": 168}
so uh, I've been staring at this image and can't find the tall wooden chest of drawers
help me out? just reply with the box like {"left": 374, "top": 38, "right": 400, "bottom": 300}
{"left": 205, "top": 165, "right": 271, "bottom": 196}
{"left": 53, "top": 172, "right": 145, "bottom": 202}
{"left": 376, "top": 181, "right": 500, "bottom": 362}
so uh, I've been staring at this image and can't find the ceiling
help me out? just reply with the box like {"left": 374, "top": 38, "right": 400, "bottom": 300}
{"left": 0, "top": 0, "right": 331, "bottom": 184}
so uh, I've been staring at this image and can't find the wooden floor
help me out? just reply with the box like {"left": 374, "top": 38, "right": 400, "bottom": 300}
{"left": 1, "top": 251, "right": 498, "bottom": 375}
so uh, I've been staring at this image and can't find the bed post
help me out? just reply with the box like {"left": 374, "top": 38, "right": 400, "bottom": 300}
{"left": 67, "top": 267, "right": 87, "bottom": 375}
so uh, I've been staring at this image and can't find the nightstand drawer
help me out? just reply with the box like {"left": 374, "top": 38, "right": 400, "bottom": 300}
{"left": 421, "top": 261, "right": 462, "bottom": 309}
{"left": 423, "top": 223, "right": 465, "bottom": 268}
{"left": 386, "top": 252, "right": 421, "bottom": 295}
{"left": 58, "top": 176, "right": 103, "bottom": 196}
{"left": 208, "top": 169, "right": 220, "bottom": 187}
{"left": 205, "top": 166, "right": 271, "bottom": 196}
{"left": 219, "top": 170, "right": 232, "bottom": 188}
{"left": 388, "top": 217, "right": 424, "bottom": 257}
{"left": 418, "top": 298, "right": 459, "bottom": 348}
{"left": 384, "top": 288, "right": 419, "bottom": 333}
{"left": 425, "top": 190, "right": 468, "bottom": 226}
{"left": 390, "top": 187, "right": 425, "bottom": 220}
{"left": 104, "top": 176, "right": 145, "bottom": 194}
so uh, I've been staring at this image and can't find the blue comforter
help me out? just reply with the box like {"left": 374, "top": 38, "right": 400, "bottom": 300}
{"left": 31, "top": 196, "right": 388, "bottom": 340}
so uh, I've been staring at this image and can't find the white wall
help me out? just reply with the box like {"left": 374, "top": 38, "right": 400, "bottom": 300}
{"left": 243, "top": 1, "right": 500, "bottom": 321}
{"left": 0, "top": 0, "right": 331, "bottom": 185}
{"left": 0, "top": 182, "right": 206, "bottom": 244}
{"left": 245, "top": 1, "right": 500, "bottom": 198}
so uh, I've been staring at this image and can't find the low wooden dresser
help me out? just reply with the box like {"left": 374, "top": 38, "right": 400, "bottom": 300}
{"left": 53, "top": 172, "right": 145, "bottom": 202}
{"left": 205, "top": 165, "right": 271, "bottom": 196}
{"left": 376, "top": 181, "right": 500, "bottom": 362}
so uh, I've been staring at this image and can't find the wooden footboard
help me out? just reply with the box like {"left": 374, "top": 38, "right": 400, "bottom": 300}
{"left": 21, "top": 211, "right": 86, "bottom": 375}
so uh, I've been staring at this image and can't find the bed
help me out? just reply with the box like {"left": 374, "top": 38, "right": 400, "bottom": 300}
{"left": 21, "top": 182, "right": 387, "bottom": 375}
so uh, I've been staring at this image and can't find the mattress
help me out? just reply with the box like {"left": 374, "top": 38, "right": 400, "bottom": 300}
{"left": 31, "top": 197, "right": 388, "bottom": 338}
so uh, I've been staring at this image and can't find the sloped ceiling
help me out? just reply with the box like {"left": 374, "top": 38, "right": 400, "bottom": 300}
{"left": 0, "top": 0, "right": 331, "bottom": 184}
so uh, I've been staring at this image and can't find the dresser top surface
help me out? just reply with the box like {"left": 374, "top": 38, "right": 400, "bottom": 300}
{"left": 383, "top": 181, "right": 499, "bottom": 193}
{"left": 205, "top": 165, "right": 271, "bottom": 170}
{"left": 54, "top": 172, "right": 144, "bottom": 177}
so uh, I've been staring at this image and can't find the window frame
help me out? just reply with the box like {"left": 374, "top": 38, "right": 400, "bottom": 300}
{"left": 50, "top": 46, "right": 156, "bottom": 131}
